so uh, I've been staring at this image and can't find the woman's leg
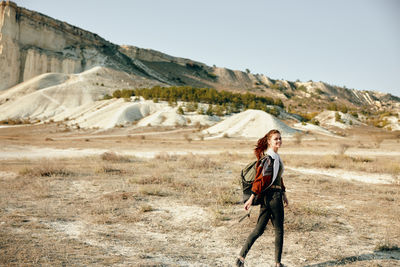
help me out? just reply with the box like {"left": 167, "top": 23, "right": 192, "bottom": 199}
{"left": 239, "top": 204, "right": 271, "bottom": 258}
{"left": 270, "top": 192, "right": 284, "bottom": 263}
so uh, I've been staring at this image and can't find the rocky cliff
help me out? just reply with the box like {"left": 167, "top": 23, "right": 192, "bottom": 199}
{"left": 1, "top": 1, "right": 398, "bottom": 114}
{"left": 0, "top": 1, "right": 167, "bottom": 91}
{"left": 119, "top": 45, "right": 399, "bottom": 112}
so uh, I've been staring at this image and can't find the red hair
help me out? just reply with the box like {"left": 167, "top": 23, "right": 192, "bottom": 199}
{"left": 254, "top": 129, "right": 281, "bottom": 160}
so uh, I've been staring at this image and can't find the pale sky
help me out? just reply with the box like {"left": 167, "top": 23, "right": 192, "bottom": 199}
{"left": 12, "top": 0, "right": 400, "bottom": 97}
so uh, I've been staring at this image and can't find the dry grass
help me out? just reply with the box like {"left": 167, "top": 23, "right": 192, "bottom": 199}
{"left": 0, "top": 145, "right": 399, "bottom": 265}
{"left": 284, "top": 154, "right": 400, "bottom": 176}
{"left": 19, "top": 160, "right": 73, "bottom": 177}
{"left": 100, "top": 151, "right": 132, "bottom": 162}
{"left": 293, "top": 131, "right": 305, "bottom": 145}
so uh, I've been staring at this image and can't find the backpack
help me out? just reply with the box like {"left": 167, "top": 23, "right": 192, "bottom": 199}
{"left": 240, "top": 156, "right": 268, "bottom": 205}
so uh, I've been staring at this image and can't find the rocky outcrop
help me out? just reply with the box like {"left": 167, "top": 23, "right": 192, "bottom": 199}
{"left": 0, "top": 1, "right": 108, "bottom": 90}
{"left": 120, "top": 45, "right": 206, "bottom": 67}
{"left": 0, "top": 1, "right": 167, "bottom": 91}
{"left": 121, "top": 45, "right": 275, "bottom": 92}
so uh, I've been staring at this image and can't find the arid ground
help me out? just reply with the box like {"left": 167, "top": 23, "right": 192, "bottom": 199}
{"left": 0, "top": 124, "right": 399, "bottom": 266}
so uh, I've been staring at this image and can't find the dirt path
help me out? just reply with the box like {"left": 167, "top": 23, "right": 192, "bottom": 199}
{"left": 287, "top": 167, "right": 396, "bottom": 184}
{"left": 51, "top": 128, "right": 196, "bottom": 140}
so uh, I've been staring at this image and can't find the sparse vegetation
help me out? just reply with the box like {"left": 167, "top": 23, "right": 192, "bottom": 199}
{"left": 19, "top": 160, "right": 72, "bottom": 177}
{"left": 1, "top": 151, "right": 399, "bottom": 266}
{"left": 177, "top": 106, "right": 184, "bottom": 115}
{"left": 335, "top": 112, "right": 342, "bottom": 122}
{"left": 0, "top": 118, "right": 31, "bottom": 125}
{"left": 293, "top": 132, "right": 305, "bottom": 145}
{"left": 1, "top": 124, "right": 400, "bottom": 266}
{"left": 103, "top": 94, "right": 112, "bottom": 100}
{"left": 101, "top": 152, "right": 131, "bottom": 162}
{"left": 375, "top": 241, "right": 400, "bottom": 252}
{"left": 108, "top": 86, "right": 284, "bottom": 114}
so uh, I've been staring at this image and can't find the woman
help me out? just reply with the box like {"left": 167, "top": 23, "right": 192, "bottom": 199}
{"left": 236, "top": 129, "right": 289, "bottom": 267}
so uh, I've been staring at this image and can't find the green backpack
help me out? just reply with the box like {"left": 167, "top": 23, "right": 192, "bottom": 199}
{"left": 240, "top": 156, "right": 267, "bottom": 205}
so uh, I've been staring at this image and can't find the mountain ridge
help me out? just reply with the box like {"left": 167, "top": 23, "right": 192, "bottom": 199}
{"left": 1, "top": 1, "right": 399, "bottom": 116}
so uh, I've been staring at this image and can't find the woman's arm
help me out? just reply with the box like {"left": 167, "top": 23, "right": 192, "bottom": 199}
{"left": 283, "top": 192, "right": 289, "bottom": 207}
{"left": 244, "top": 194, "right": 255, "bottom": 210}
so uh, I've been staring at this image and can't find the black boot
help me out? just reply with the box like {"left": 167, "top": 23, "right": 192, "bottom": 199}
{"left": 235, "top": 257, "right": 245, "bottom": 267}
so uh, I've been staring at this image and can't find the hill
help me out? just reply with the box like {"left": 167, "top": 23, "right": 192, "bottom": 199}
{"left": 0, "top": 1, "right": 399, "bottom": 131}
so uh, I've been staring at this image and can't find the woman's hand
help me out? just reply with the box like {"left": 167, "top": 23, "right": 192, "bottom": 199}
{"left": 244, "top": 194, "right": 255, "bottom": 210}
{"left": 283, "top": 192, "right": 289, "bottom": 207}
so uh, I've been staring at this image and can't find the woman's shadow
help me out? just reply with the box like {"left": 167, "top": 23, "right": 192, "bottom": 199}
{"left": 302, "top": 250, "right": 400, "bottom": 267}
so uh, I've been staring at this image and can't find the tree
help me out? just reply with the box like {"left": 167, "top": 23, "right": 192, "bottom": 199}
{"left": 112, "top": 90, "right": 122, "bottom": 98}
{"left": 213, "top": 105, "right": 225, "bottom": 116}
{"left": 335, "top": 112, "right": 342, "bottom": 122}
{"left": 206, "top": 104, "right": 214, "bottom": 116}
{"left": 177, "top": 106, "right": 184, "bottom": 115}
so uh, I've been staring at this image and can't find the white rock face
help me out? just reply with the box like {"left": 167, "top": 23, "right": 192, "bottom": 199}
{"left": 0, "top": 2, "right": 112, "bottom": 91}
{"left": 314, "top": 110, "right": 364, "bottom": 129}
{"left": 0, "top": 2, "right": 20, "bottom": 90}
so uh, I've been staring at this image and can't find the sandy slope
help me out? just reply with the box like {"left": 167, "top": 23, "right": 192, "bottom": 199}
{"left": 0, "top": 66, "right": 162, "bottom": 121}
{"left": 0, "top": 73, "right": 70, "bottom": 103}
{"left": 203, "top": 109, "right": 299, "bottom": 138}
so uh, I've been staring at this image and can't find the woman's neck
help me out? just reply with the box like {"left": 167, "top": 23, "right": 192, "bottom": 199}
{"left": 267, "top": 148, "right": 279, "bottom": 154}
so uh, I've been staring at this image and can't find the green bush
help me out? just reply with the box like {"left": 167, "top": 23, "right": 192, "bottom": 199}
{"left": 177, "top": 106, "right": 184, "bottom": 115}
{"left": 335, "top": 112, "right": 342, "bottom": 122}
{"left": 206, "top": 104, "right": 214, "bottom": 116}
{"left": 310, "top": 118, "right": 320, "bottom": 125}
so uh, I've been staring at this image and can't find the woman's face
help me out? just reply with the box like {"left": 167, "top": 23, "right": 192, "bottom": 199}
{"left": 268, "top": 133, "right": 282, "bottom": 151}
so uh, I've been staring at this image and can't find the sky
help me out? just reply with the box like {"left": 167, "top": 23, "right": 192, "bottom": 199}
{"left": 12, "top": 0, "right": 400, "bottom": 97}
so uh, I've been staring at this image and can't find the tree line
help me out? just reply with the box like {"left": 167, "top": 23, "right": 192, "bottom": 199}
{"left": 107, "top": 86, "right": 284, "bottom": 114}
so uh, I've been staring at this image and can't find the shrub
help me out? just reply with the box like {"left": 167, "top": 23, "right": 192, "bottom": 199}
{"left": 140, "top": 205, "right": 155, "bottom": 213}
{"left": 213, "top": 105, "right": 225, "bottom": 116}
{"left": 265, "top": 107, "right": 280, "bottom": 116}
{"left": 177, "top": 106, "right": 184, "bottom": 115}
{"left": 310, "top": 118, "right": 320, "bottom": 125}
{"left": 335, "top": 112, "right": 342, "bottom": 122}
{"left": 206, "top": 104, "right": 214, "bottom": 116}
{"left": 375, "top": 241, "right": 400, "bottom": 252}
{"left": 0, "top": 118, "right": 31, "bottom": 125}
{"left": 95, "top": 166, "right": 123, "bottom": 174}
{"left": 101, "top": 152, "right": 131, "bottom": 162}
{"left": 19, "top": 162, "right": 72, "bottom": 177}
{"left": 113, "top": 90, "right": 122, "bottom": 98}
{"left": 298, "top": 85, "right": 308, "bottom": 92}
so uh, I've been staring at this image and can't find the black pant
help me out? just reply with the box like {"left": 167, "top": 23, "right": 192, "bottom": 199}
{"left": 239, "top": 190, "right": 284, "bottom": 263}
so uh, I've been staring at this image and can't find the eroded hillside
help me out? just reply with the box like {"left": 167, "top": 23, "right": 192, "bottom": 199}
{"left": 1, "top": 1, "right": 399, "bottom": 123}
